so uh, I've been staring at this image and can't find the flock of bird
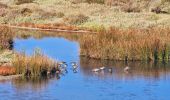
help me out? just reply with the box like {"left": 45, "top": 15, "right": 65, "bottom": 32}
{"left": 25, "top": 61, "right": 130, "bottom": 78}
{"left": 55, "top": 61, "right": 130, "bottom": 75}
{"left": 56, "top": 62, "right": 79, "bottom": 74}
{"left": 91, "top": 66, "right": 130, "bottom": 73}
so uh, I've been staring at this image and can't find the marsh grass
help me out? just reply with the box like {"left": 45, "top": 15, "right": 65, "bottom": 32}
{"left": 12, "top": 50, "right": 58, "bottom": 77}
{"left": 80, "top": 27, "right": 170, "bottom": 61}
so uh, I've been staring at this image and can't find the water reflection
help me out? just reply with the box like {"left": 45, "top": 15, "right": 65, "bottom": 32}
{"left": 80, "top": 57, "right": 170, "bottom": 80}
{"left": 13, "top": 77, "right": 49, "bottom": 91}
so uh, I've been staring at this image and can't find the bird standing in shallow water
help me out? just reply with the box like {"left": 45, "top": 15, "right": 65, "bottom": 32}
{"left": 100, "top": 66, "right": 106, "bottom": 70}
{"left": 71, "top": 62, "right": 78, "bottom": 70}
{"left": 108, "top": 68, "right": 112, "bottom": 73}
{"left": 124, "top": 66, "right": 130, "bottom": 72}
{"left": 92, "top": 68, "right": 100, "bottom": 72}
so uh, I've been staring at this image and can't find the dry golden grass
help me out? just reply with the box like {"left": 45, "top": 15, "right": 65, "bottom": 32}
{"left": 80, "top": 27, "right": 170, "bottom": 61}
{"left": 0, "top": 0, "right": 169, "bottom": 28}
{"left": 12, "top": 50, "right": 58, "bottom": 76}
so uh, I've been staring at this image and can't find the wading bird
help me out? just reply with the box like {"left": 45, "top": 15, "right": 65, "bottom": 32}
{"left": 100, "top": 66, "right": 106, "bottom": 70}
{"left": 108, "top": 68, "right": 112, "bottom": 73}
{"left": 92, "top": 68, "right": 100, "bottom": 72}
{"left": 124, "top": 66, "right": 130, "bottom": 72}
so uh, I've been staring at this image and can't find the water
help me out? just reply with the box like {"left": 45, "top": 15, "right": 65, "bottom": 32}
{"left": 0, "top": 36, "right": 170, "bottom": 100}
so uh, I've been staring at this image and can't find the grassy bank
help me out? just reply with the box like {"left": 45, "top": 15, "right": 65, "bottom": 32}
{"left": 80, "top": 27, "right": 170, "bottom": 61}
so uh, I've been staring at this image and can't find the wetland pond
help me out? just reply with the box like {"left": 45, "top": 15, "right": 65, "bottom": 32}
{"left": 0, "top": 32, "right": 170, "bottom": 100}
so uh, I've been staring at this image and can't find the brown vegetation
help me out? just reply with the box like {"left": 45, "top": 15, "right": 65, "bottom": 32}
{"left": 12, "top": 51, "right": 59, "bottom": 77}
{"left": 0, "top": 26, "right": 13, "bottom": 50}
{"left": 80, "top": 27, "right": 170, "bottom": 61}
{"left": 63, "top": 14, "right": 89, "bottom": 25}
{"left": 0, "top": 66, "right": 16, "bottom": 76}
{"left": 151, "top": 7, "right": 168, "bottom": 14}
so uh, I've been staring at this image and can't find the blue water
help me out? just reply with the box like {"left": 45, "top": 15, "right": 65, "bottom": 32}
{"left": 0, "top": 36, "right": 170, "bottom": 100}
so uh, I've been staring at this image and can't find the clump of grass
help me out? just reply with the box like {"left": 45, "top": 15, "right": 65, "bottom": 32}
{"left": 56, "top": 12, "right": 65, "bottom": 18}
{"left": 63, "top": 14, "right": 89, "bottom": 25}
{"left": 0, "top": 26, "right": 14, "bottom": 50}
{"left": 121, "top": 1, "right": 141, "bottom": 13}
{"left": 12, "top": 49, "right": 58, "bottom": 77}
{"left": 80, "top": 27, "right": 170, "bottom": 61}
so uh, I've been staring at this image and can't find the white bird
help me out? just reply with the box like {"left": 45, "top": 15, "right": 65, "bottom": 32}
{"left": 71, "top": 62, "right": 77, "bottom": 66}
{"left": 124, "top": 66, "right": 130, "bottom": 72}
{"left": 63, "top": 63, "right": 68, "bottom": 69}
{"left": 92, "top": 68, "right": 100, "bottom": 72}
{"left": 108, "top": 68, "right": 112, "bottom": 73}
{"left": 100, "top": 67, "right": 106, "bottom": 70}
{"left": 47, "top": 71, "right": 51, "bottom": 76}
{"left": 71, "top": 62, "right": 78, "bottom": 69}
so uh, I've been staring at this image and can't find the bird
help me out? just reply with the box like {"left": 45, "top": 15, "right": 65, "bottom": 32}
{"left": 63, "top": 63, "right": 68, "bottom": 69}
{"left": 100, "top": 66, "right": 106, "bottom": 70}
{"left": 47, "top": 70, "right": 51, "bottom": 76}
{"left": 124, "top": 66, "right": 130, "bottom": 72}
{"left": 108, "top": 68, "right": 112, "bottom": 73}
{"left": 56, "top": 69, "right": 60, "bottom": 74}
{"left": 92, "top": 68, "right": 100, "bottom": 72}
{"left": 71, "top": 62, "right": 78, "bottom": 70}
{"left": 58, "top": 62, "right": 66, "bottom": 67}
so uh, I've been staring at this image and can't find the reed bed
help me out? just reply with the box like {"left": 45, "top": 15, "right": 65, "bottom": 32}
{"left": 12, "top": 50, "right": 58, "bottom": 77}
{"left": 80, "top": 27, "right": 170, "bottom": 61}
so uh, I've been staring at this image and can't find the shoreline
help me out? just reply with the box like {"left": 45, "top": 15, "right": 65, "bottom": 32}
{"left": 0, "top": 23, "right": 97, "bottom": 33}
{"left": 0, "top": 74, "right": 22, "bottom": 81}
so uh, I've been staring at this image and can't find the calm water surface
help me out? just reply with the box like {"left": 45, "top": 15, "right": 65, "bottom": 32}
{"left": 0, "top": 36, "right": 170, "bottom": 100}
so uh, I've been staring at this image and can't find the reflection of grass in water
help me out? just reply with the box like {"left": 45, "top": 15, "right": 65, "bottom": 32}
{"left": 80, "top": 57, "right": 170, "bottom": 79}
{"left": 14, "top": 29, "right": 81, "bottom": 41}
{"left": 13, "top": 76, "right": 49, "bottom": 90}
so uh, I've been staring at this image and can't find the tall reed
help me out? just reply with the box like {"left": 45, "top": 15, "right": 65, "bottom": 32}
{"left": 80, "top": 27, "right": 170, "bottom": 61}
{"left": 12, "top": 50, "right": 58, "bottom": 76}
